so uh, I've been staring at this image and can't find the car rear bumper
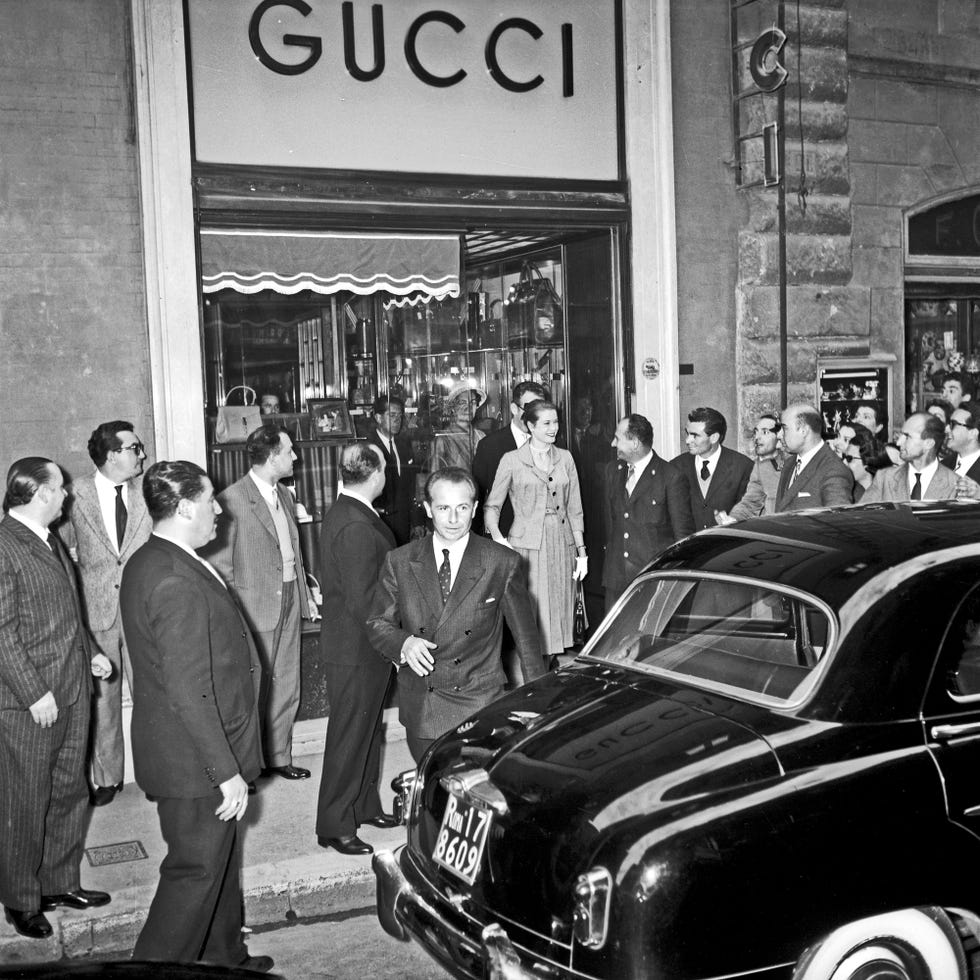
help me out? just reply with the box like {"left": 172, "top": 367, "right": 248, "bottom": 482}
{"left": 373, "top": 847, "right": 586, "bottom": 980}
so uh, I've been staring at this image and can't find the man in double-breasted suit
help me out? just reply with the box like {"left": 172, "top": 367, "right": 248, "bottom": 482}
{"left": 315, "top": 444, "right": 398, "bottom": 856}
{"left": 862, "top": 412, "right": 958, "bottom": 503}
{"left": 472, "top": 381, "right": 549, "bottom": 536}
{"left": 367, "top": 467, "right": 545, "bottom": 763}
{"left": 0, "top": 458, "right": 112, "bottom": 940}
{"left": 120, "top": 461, "right": 269, "bottom": 971}
{"left": 603, "top": 415, "right": 694, "bottom": 610}
{"left": 368, "top": 395, "right": 416, "bottom": 545}
{"left": 202, "top": 424, "right": 316, "bottom": 781}
{"left": 670, "top": 407, "right": 753, "bottom": 530}
{"left": 63, "top": 420, "right": 152, "bottom": 806}
{"left": 775, "top": 404, "right": 853, "bottom": 512}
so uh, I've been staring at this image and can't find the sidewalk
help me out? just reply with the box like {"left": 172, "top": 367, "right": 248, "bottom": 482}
{"left": 0, "top": 713, "right": 413, "bottom": 966}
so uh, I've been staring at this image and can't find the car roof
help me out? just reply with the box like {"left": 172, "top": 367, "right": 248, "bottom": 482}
{"left": 649, "top": 500, "right": 980, "bottom": 612}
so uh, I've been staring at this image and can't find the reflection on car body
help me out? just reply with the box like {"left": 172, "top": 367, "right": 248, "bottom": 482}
{"left": 375, "top": 501, "right": 980, "bottom": 980}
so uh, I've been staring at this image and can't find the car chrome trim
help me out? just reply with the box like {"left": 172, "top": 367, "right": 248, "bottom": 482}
{"left": 572, "top": 867, "right": 612, "bottom": 949}
{"left": 374, "top": 847, "right": 590, "bottom": 979}
{"left": 576, "top": 570, "right": 839, "bottom": 710}
{"left": 930, "top": 721, "right": 980, "bottom": 740}
{"left": 440, "top": 767, "right": 509, "bottom": 817}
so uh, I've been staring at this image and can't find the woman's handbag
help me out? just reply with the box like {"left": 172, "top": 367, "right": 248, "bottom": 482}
{"left": 215, "top": 385, "right": 261, "bottom": 443}
{"left": 505, "top": 262, "right": 564, "bottom": 348}
{"left": 573, "top": 581, "right": 588, "bottom": 646}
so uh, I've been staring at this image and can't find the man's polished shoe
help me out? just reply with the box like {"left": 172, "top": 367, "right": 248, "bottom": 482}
{"left": 362, "top": 813, "right": 400, "bottom": 829}
{"left": 90, "top": 782, "right": 123, "bottom": 807}
{"left": 264, "top": 764, "right": 310, "bottom": 780}
{"left": 238, "top": 954, "right": 275, "bottom": 973}
{"left": 40, "top": 888, "right": 111, "bottom": 912}
{"left": 317, "top": 834, "right": 373, "bottom": 855}
{"left": 4, "top": 907, "right": 52, "bottom": 939}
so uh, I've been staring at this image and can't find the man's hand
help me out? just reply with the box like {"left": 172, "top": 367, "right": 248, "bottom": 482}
{"left": 956, "top": 475, "right": 980, "bottom": 501}
{"left": 216, "top": 773, "right": 250, "bottom": 822}
{"left": 572, "top": 556, "right": 588, "bottom": 581}
{"left": 90, "top": 654, "right": 112, "bottom": 679}
{"left": 401, "top": 635, "right": 438, "bottom": 677}
{"left": 29, "top": 691, "right": 58, "bottom": 728}
{"left": 714, "top": 509, "right": 736, "bottom": 526}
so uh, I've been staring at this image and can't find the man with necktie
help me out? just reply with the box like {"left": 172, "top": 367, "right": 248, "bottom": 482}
{"left": 367, "top": 467, "right": 545, "bottom": 763}
{"left": 862, "top": 412, "right": 958, "bottom": 502}
{"left": 0, "top": 458, "right": 112, "bottom": 939}
{"left": 202, "top": 424, "right": 318, "bottom": 782}
{"left": 946, "top": 402, "right": 980, "bottom": 482}
{"left": 774, "top": 404, "right": 853, "bottom": 512}
{"left": 368, "top": 394, "right": 416, "bottom": 545}
{"left": 603, "top": 414, "right": 693, "bottom": 610}
{"left": 670, "top": 407, "right": 753, "bottom": 530}
{"left": 63, "top": 420, "right": 152, "bottom": 806}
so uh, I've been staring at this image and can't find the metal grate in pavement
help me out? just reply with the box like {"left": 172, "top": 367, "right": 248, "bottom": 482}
{"left": 85, "top": 840, "right": 148, "bottom": 867}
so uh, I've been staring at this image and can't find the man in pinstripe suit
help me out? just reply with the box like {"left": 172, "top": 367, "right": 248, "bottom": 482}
{"left": 0, "top": 458, "right": 112, "bottom": 939}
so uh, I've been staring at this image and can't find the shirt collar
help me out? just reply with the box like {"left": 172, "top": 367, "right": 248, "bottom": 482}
{"left": 340, "top": 487, "right": 376, "bottom": 510}
{"left": 94, "top": 467, "right": 126, "bottom": 493}
{"left": 959, "top": 449, "right": 980, "bottom": 472}
{"left": 248, "top": 469, "right": 279, "bottom": 506}
{"left": 510, "top": 420, "right": 529, "bottom": 447}
{"left": 7, "top": 509, "right": 50, "bottom": 543}
{"left": 699, "top": 446, "right": 722, "bottom": 471}
{"left": 152, "top": 531, "right": 226, "bottom": 585}
{"left": 630, "top": 450, "right": 654, "bottom": 475}
{"left": 910, "top": 457, "right": 940, "bottom": 480}
{"left": 432, "top": 532, "right": 469, "bottom": 563}
{"left": 796, "top": 443, "right": 823, "bottom": 471}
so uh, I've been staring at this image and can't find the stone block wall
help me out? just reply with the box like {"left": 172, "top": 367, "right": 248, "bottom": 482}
{"left": 0, "top": 0, "right": 151, "bottom": 480}
{"left": 734, "top": 1, "right": 855, "bottom": 450}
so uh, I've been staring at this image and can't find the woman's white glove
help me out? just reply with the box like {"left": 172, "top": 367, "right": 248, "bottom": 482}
{"left": 572, "top": 556, "right": 588, "bottom": 581}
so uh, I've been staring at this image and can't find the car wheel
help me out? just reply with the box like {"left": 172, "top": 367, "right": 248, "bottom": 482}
{"left": 793, "top": 908, "right": 967, "bottom": 980}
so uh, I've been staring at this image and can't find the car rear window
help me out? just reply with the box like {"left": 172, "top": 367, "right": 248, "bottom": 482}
{"left": 585, "top": 574, "right": 834, "bottom": 705}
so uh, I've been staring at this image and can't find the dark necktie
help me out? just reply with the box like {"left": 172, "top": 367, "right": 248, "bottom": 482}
{"left": 700, "top": 460, "right": 710, "bottom": 481}
{"left": 789, "top": 458, "right": 801, "bottom": 486}
{"left": 114, "top": 484, "right": 127, "bottom": 550}
{"left": 911, "top": 472, "right": 922, "bottom": 500}
{"left": 625, "top": 464, "right": 635, "bottom": 490}
{"left": 438, "top": 548, "right": 452, "bottom": 604}
{"left": 769, "top": 458, "right": 779, "bottom": 470}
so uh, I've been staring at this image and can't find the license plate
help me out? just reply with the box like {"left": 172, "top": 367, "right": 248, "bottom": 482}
{"left": 432, "top": 792, "right": 492, "bottom": 885}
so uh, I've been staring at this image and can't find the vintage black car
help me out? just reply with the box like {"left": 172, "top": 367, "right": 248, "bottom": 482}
{"left": 374, "top": 502, "right": 980, "bottom": 980}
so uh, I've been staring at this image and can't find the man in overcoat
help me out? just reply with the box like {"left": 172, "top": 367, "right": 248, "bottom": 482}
{"left": 367, "top": 467, "right": 545, "bottom": 762}
{"left": 315, "top": 443, "right": 398, "bottom": 856}
{"left": 120, "top": 460, "right": 269, "bottom": 970}
{"left": 603, "top": 414, "right": 694, "bottom": 610}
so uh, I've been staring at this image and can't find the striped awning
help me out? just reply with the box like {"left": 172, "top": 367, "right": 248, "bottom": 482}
{"left": 200, "top": 229, "right": 462, "bottom": 299}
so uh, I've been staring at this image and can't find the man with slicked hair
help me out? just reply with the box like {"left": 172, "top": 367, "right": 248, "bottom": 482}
{"left": 315, "top": 443, "right": 398, "bottom": 856}
{"left": 63, "top": 419, "right": 151, "bottom": 806}
{"left": 0, "top": 458, "right": 112, "bottom": 940}
{"left": 775, "top": 404, "right": 853, "bottom": 512}
{"left": 862, "top": 412, "right": 958, "bottom": 502}
{"left": 120, "top": 460, "right": 269, "bottom": 971}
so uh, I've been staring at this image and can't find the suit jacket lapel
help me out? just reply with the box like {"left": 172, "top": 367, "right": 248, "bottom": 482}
{"left": 704, "top": 451, "right": 729, "bottom": 506}
{"left": 121, "top": 479, "right": 148, "bottom": 555}
{"left": 409, "top": 537, "right": 443, "bottom": 621}
{"left": 440, "top": 535, "right": 484, "bottom": 625}
{"left": 73, "top": 478, "right": 116, "bottom": 553}
{"left": 244, "top": 477, "right": 277, "bottom": 541}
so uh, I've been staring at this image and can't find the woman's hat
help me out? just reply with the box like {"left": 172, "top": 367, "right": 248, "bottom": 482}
{"left": 447, "top": 382, "right": 488, "bottom": 412}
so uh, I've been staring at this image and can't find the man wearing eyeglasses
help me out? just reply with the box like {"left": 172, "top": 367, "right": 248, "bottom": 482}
{"left": 63, "top": 421, "right": 151, "bottom": 807}
{"left": 946, "top": 403, "right": 980, "bottom": 483}
{"left": 715, "top": 413, "right": 787, "bottom": 524}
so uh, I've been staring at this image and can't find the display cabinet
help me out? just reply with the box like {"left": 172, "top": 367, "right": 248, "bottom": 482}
{"left": 816, "top": 356, "right": 895, "bottom": 438}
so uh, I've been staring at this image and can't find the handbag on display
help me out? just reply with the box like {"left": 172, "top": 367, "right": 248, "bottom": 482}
{"left": 506, "top": 262, "right": 564, "bottom": 348}
{"left": 215, "top": 385, "right": 262, "bottom": 443}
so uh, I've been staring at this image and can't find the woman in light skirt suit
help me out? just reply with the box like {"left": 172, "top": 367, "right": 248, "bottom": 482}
{"left": 483, "top": 400, "right": 588, "bottom": 667}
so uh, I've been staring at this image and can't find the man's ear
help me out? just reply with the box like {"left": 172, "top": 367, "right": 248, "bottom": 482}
{"left": 422, "top": 500, "right": 433, "bottom": 519}
{"left": 965, "top": 395, "right": 972, "bottom": 403}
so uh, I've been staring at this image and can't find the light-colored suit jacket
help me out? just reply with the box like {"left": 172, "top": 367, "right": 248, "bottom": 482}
{"left": 861, "top": 462, "right": 959, "bottom": 502}
{"left": 367, "top": 533, "right": 545, "bottom": 740}
{"left": 202, "top": 474, "right": 312, "bottom": 633}
{"left": 63, "top": 473, "right": 152, "bottom": 631}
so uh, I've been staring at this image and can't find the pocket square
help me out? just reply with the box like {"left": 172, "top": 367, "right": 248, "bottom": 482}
{"left": 797, "top": 491, "right": 812, "bottom": 498}
{"left": 484, "top": 597, "right": 497, "bottom": 604}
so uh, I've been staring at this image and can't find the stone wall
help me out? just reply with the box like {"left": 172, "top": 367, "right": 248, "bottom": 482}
{"left": 735, "top": 0, "right": 855, "bottom": 449}
{"left": 0, "top": 0, "right": 151, "bottom": 479}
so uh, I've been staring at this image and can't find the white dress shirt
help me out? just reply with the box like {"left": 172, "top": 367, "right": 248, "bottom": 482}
{"left": 432, "top": 532, "right": 469, "bottom": 591}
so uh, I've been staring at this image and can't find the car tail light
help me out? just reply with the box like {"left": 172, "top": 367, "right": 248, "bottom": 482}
{"left": 572, "top": 867, "right": 612, "bottom": 949}
{"left": 391, "top": 769, "right": 419, "bottom": 825}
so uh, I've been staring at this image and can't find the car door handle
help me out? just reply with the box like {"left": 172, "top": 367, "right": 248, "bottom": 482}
{"left": 931, "top": 721, "right": 980, "bottom": 740}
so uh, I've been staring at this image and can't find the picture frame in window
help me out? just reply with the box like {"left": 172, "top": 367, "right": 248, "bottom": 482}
{"left": 308, "top": 398, "right": 354, "bottom": 440}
